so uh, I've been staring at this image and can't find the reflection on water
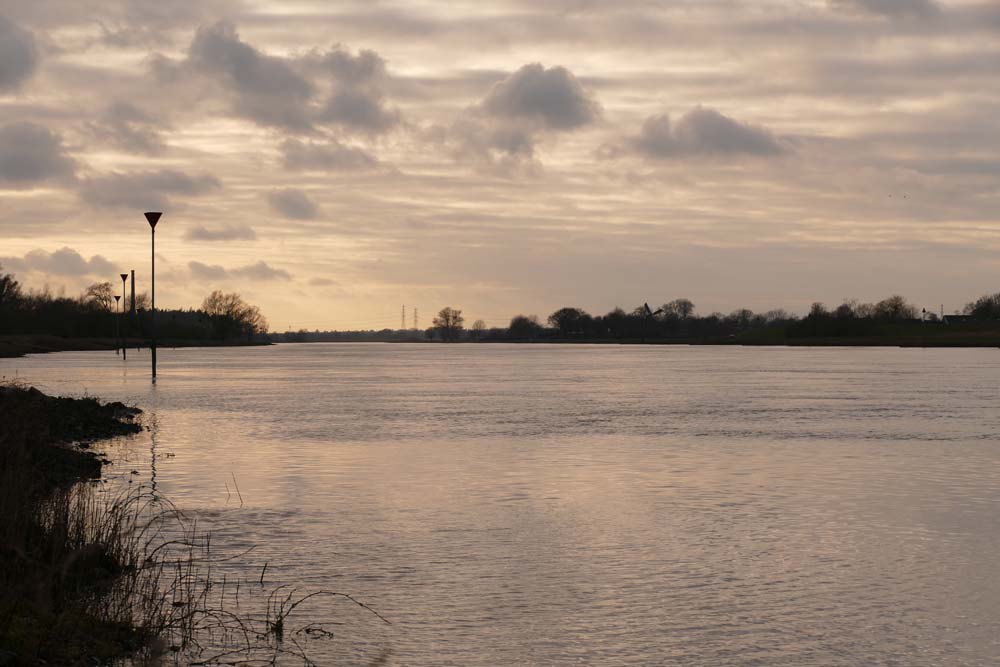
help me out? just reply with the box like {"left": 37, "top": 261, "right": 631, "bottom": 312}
{"left": 4, "top": 344, "right": 1000, "bottom": 665}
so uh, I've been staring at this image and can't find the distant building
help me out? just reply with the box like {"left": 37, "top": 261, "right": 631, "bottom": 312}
{"left": 943, "top": 314, "right": 975, "bottom": 325}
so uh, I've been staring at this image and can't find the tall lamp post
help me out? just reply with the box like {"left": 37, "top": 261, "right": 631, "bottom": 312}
{"left": 120, "top": 273, "right": 129, "bottom": 360}
{"left": 144, "top": 212, "right": 162, "bottom": 380}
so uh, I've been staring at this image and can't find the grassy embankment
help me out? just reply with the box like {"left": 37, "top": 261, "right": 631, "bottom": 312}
{"left": 0, "top": 384, "right": 148, "bottom": 664}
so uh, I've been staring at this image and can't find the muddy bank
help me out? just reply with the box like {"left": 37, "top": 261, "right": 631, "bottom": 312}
{"left": 0, "top": 335, "right": 271, "bottom": 359}
{"left": 0, "top": 384, "right": 143, "bottom": 665}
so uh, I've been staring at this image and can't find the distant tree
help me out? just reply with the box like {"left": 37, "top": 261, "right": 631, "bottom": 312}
{"left": 964, "top": 293, "right": 1000, "bottom": 319}
{"left": 125, "top": 291, "right": 151, "bottom": 312}
{"left": 0, "top": 265, "right": 21, "bottom": 307}
{"left": 433, "top": 307, "right": 464, "bottom": 342}
{"left": 874, "top": 295, "right": 918, "bottom": 322}
{"left": 83, "top": 282, "right": 116, "bottom": 312}
{"left": 662, "top": 298, "right": 695, "bottom": 319}
{"left": 729, "top": 308, "right": 754, "bottom": 329}
{"left": 548, "top": 307, "right": 588, "bottom": 335}
{"left": 202, "top": 290, "right": 269, "bottom": 338}
{"left": 855, "top": 301, "right": 877, "bottom": 319}
{"left": 833, "top": 302, "right": 855, "bottom": 319}
{"left": 471, "top": 319, "right": 487, "bottom": 339}
{"left": 507, "top": 314, "right": 543, "bottom": 339}
{"left": 602, "top": 307, "right": 629, "bottom": 337}
{"left": 808, "top": 302, "right": 828, "bottom": 318}
{"left": 762, "top": 309, "right": 794, "bottom": 323}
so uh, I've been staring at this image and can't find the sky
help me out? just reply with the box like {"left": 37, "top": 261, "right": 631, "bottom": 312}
{"left": 1, "top": 0, "right": 998, "bottom": 331}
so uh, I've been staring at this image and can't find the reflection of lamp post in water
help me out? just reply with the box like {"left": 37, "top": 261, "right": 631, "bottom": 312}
{"left": 114, "top": 295, "right": 121, "bottom": 355}
{"left": 144, "top": 212, "right": 162, "bottom": 380}
{"left": 120, "top": 273, "right": 128, "bottom": 360}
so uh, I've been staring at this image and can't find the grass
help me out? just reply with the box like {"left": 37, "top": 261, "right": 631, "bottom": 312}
{"left": 0, "top": 382, "right": 388, "bottom": 666}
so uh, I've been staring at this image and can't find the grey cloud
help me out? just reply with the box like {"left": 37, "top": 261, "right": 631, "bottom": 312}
{"left": 233, "top": 261, "right": 291, "bottom": 281}
{"left": 267, "top": 188, "right": 320, "bottom": 220}
{"left": 0, "top": 122, "right": 76, "bottom": 187}
{"left": 185, "top": 224, "right": 256, "bottom": 241}
{"left": 80, "top": 169, "right": 221, "bottom": 209}
{"left": 189, "top": 21, "right": 315, "bottom": 132}
{"left": 449, "top": 63, "right": 600, "bottom": 170}
{"left": 628, "top": 107, "right": 785, "bottom": 159}
{"left": 829, "top": 0, "right": 939, "bottom": 19}
{"left": 188, "top": 259, "right": 291, "bottom": 281}
{"left": 86, "top": 102, "right": 167, "bottom": 155}
{"left": 280, "top": 138, "right": 378, "bottom": 171}
{"left": 308, "top": 277, "right": 338, "bottom": 287}
{"left": 2, "top": 247, "right": 114, "bottom": 276}
{"left": 184, "top": 23, "right": 401, "bottom": 135}
{"left": 481, "top": 63, "right": 600, "bottom": 130}
{"left": 188, "top": 260, "right": 228, "bottom": 279}
{"left": 316, "top": 47, "right": 387, "bottom": 84}
{"left": 320, "top": 87, "right": 399, "bottom": 134}
{"left": 312, "top": 46, "right": 400, "bottom": 134}
{"left": 0, "top": 16, "right": 36, "bottom": 91}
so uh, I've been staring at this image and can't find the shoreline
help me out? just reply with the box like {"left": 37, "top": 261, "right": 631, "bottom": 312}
{"left": 0, "top": 335, "right": 271, "bottom": 359}
{"left": 0, "top": 384, "right": 145, "bottom": 663}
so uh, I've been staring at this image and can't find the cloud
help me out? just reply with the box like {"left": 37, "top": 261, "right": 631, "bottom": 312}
{"left": 320, "top": 87, "right": 400, "bottom": 134}
{"left": 0, "top": 16, "right": 37, "bottom": 91}
{"left": 267, "top": 188, "right": 320, "bottom": 220}
{"left": 1, "top": 247, "right": 114, "bottom": 277}
{"left": 481, "top": 63, "right": 601, "bottom": 130}
{"left": 184, "top": 224, "right": 257, "bottom": 241}
{"left": 829, "top": 0, "right": 939, "bottom": 19}
{"left": 188, "top": 260, "right": 228, "bottom": 279}
{"left": 188, "top": 259, "right": 291, "bottom": 281}
{"left": 448, "top": 63, "right": 600, "bottom": 170}
{"left": 188, "top": 21, "right": 315, "bottom": 132}
{"left": 308, "top": 277, "right": 338, "bottom": 287}
{"left": 184, "top": 23, "right": 401, "bottom": 136}
{"left": 79, "top": 169, "right": 221, "bottom": 209}
{"left": 233, "top": 261, "right": 291, "bottom": 281}
{"left": 626, "top": 107, "right": 785, "bottom": 159}
{"left": 311, "top": 46, "right": 401, "bottom": 134}
{"left": 279, "top": 138, "right": 378, "bottom": 171}
{"left": 0, "top": 122, "right": 76, "bottom": 187}
{"left": 85, "top": 101, "right": 167, "bottom": 155}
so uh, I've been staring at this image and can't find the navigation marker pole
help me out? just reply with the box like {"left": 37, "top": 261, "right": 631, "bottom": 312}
{"left": 144, "top": 212, "right": 162, "bottom": 381}
{"left": 120, "top": 273, "right": 129, "bottom": 360}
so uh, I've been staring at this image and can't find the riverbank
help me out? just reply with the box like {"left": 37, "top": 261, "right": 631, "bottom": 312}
{"left": 0, "top": 335, "right": 271, "bottom": 359}
{"left": 0, "top": 384, "right": 144, "bottom": 665}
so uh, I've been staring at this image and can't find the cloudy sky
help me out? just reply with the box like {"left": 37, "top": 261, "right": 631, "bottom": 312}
{"left": 1, "top": 0, "right": 998, "bottom": 330}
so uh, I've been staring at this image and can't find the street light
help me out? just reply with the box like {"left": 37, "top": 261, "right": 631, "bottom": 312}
{"left": 144, "top": 211, "right": 162, "bottom": 380}
{"left": 120, "top": 273, "right": 128, "bottom": 360}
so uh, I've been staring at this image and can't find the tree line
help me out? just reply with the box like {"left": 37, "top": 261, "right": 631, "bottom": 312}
{"left": 0, "top": 265, "right": 269, "bottom": 341}
{"left": 422, "top": 292, "right": 1000, "bottom": 342}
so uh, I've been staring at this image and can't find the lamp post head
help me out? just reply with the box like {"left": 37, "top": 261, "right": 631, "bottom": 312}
{"left": 144, "top": 211, "right": 162, "bottom": 229}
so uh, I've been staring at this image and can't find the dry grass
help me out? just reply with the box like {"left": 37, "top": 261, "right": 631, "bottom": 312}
{"left": 0, "top": 384, "right": 388, "bottom": 666}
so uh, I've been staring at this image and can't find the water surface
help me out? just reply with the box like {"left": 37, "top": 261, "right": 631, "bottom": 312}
{"left": 4, "top": 344, "right": 1000, "bottom": 665}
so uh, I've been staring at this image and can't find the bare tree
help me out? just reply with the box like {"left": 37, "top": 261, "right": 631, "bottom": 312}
{"left": 83, "top": 282, "right": 116, "bottom": 312}
{"left": 471, "top": 319, "right": 487, "bottom": 339}
{"left": 662, "top": 298, "right": 695, "bottom": 319}
{"left": 433, "top": 307, "right": 464, "bottom": 342}
{"left": 125, "top": 291, "right": 151, "bottom": 312}
{"left": 202, "top": 290, "right": 269, "bottom": 338}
